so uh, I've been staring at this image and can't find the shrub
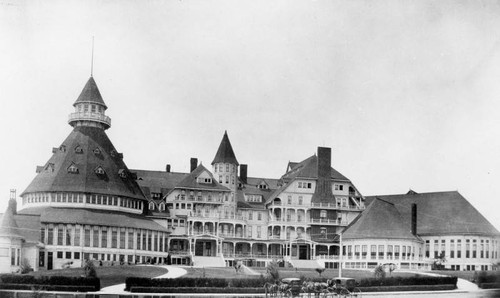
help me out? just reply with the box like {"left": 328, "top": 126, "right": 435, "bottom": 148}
{"left": 358, "top": 276, "right": 457, "bottom": 287}
{"left": 0, "top": 275, "right": 100, "bottom": 291}
{"left": 20, "top": 259, "right": 33, "bottom": 274}
{"left": 84, "top": 259, "right": 97, "bottom": 278}
{"left": 267, "top": 261, "right": 280, "bottom": 282}
{"left": 374, "top": 265, "right": 386, "bottom": 278}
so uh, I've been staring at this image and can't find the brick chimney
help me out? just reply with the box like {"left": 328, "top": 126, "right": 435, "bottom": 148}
{"left": 166, "top": 164, "right": 171, "bottom": 173}
{"left": 190, "top": 158, "right": 198, "bottom": 172}
{"left": 411, "top": 203, "right": 417, "bottom": 236}
{"left": 240, "top": 164, "right": 248, "bottom": 184}
{"left": 311, "top": 147, "right": 334, "bottom": 203}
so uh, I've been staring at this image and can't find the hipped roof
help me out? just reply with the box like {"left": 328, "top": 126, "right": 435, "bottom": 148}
{"left": 175, "top": 164, "right": 229, "bottom": 191}
{"left": 74, "top": 77, "right": 107, "bottom": 108}
{"left": 22, "top": 126, "right": 145, "bottom": 201}
{"left": 211, "top": 131, "right": 239, "bottom": 165}
{"left": 343, "top": 198, "right": 420, "bottom": 241}
{"left": 365, "top": 191, "right": 500, "bottom": 236}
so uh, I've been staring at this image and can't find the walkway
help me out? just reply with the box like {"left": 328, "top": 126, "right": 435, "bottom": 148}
{"left": 98, "top": 265, "right": 187, "bottom": 294}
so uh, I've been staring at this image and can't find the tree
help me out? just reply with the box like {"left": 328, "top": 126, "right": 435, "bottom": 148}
{"left": 433, "top": 252, "right": 446, "bottom": 270}
{"left": 315, "top": 267, "right": 326, "bottom": 277}
{"left": 267, "top": 261, "right": 280, "bottom": 282}
{"left": 84, "top": 259, "right": 97, "bottom": 278}
{"left": 374, "top": 265, "right": 386, "bottom": 278}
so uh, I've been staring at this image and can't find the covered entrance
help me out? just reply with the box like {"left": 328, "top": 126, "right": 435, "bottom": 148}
{"left": 299, "top": 245, "right": 310, "bottom": 259}
{"left": 194, "top": 240, "right": 216, "bottom": 256}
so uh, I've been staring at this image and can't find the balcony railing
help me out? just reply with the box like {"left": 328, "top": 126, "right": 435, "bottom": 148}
{"left": 310, "top": 218, "right": 349, "bottom": 225}
{"left": 68, "top": 112, "right": 111, "bottom": 127}
{"left": 176, "top": 195, "right": 223, "bottom": 203}
{"left": 267, "top": 202, "right": 365, "bottom": 210}
{"left": 168, "top": 250, "right": 191, "bottom": 256}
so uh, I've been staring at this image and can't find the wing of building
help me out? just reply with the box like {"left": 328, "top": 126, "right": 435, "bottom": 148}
{"left": 1, "top": 76, "right": 499, "bottom": 273}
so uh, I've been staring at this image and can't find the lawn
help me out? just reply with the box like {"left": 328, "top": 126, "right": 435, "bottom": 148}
{"left": 184, "top": 267, "right": 421, "bottom": 281}
{"left": 29, "top": 265, "right": 168, "bottom": 288}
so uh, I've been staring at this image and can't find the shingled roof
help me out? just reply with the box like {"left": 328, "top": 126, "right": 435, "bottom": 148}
{"left": 0, "top": 200, "right": 22, "bottom": 238}
{"left": 22, "top": 126, "right": 145, "bottom": 201}
{"left": 281, "top": 155, "right": 349, "bottom": 181}
{"left": 73, "top": 77, "right": 107, "bottom": 108}
{"left": 365, "top": 191, "right": 500, "bottom": 237}
{"left": 175, "top": 164, "right": 229, "bottom": 191}
{"left": 133, "top": 169, "right": 188, "bottom": 200}
{"left": 343, "top": 198, "right": 420, "bottom": 241}
{"left": 211, "top": 131, "right": 239, "bottom": 165}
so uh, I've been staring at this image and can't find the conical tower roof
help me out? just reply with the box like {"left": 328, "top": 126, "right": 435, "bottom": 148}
{"left": 0, "top": 199, "right": 22, "bottom": 238}
{"left": 73, "top": 77, "right": 107, "bottom": 108}
{"left": 343, "top": 198, "right": 419, "bottom": 241}
{"left": 22, "top": 126, "right": 145, "bottom": 201}
{"left": 211, "top": 131, "right": 239, "bottom": 165}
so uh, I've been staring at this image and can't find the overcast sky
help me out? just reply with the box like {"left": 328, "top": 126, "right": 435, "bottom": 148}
{"left": 1, "top": 0, "right": 500, "bottom": 231}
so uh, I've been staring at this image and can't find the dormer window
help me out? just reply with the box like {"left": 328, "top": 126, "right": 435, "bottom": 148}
{"left": 67, "top": 163, "right": 79, "bottom": 174}
{"left": 45, "top": 163, "right": 55, "bottom": 172}
{"left": 93, "top": 148, "right": 101, "bottom": 155}
{"left": 95, "top": 166, "right": 106, "bottom": 175}
{"left": 75, "top": 146, "right": 83, "bottom": 154}
{"left": 159, "top": 202, "right": 165, "bottom": 211}
{"left": 110, "top": 150, "right": 116, "bottom": 157}
{"left": 59, "top": 145, "right": 66, "bottom": 152}
{"left": 149, "top": 201, "right": 155, "bottom": 210}
{"left": 152, "top": 193, "right": 161, "bottom": 199}
{"left": 118, "top": 169, "right": 127, "bottom": 179}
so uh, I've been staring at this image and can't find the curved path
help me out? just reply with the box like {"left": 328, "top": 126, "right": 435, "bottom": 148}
{"left": 98, "top": 265, "right": 187, "bottom": 294}
{"left": 399, "top": 270, "right": 479, "bottom": 292}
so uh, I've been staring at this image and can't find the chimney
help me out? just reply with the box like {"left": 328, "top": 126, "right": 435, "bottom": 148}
{"left": 240, "top": 164, "right": 248, "bottom": 184}
{"left": 411, "top": 203, "right": 417, "bottom": 235}
{"left": 190, "top": 158, "right": 198, "bottom": 172}
{"left": 166, "top": 164, "right": 171, "bottom": 173}
{"left": 311, "top": 147, "right": 334, "bottom": 203}
{"left": 9, "top": 189, "right": 17, "bottom": 215}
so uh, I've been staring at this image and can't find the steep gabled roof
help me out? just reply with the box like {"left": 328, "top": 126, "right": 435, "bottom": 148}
{"left": 175, "top": 164, "right": 229, "bottom": 191}
{"left": 133, "top": 169, "right": 188, "bottom": 199}
{"left": 211, "top": 131, "right": 239, "bottom": 165}
{"left": 281, "top": 155, "right": 349, "bottom": 181}
{"left": 73, "top": 77, "right": 107, "bottom": 108}
{"left": 0, "top": 201, "right": 22, "bottom": 238}
{"left": 22, "top": 126, "right": 145, "bottom": 201}
{"left": 365, "top": 191, "right": 500, "bottom": 236}
{"left": 343, "top": 198, "right": 420, "bottom": 241}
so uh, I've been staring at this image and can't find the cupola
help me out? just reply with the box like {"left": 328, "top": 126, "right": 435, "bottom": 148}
{"left": 68, "top": 77, "right": 111, "bottom": 130}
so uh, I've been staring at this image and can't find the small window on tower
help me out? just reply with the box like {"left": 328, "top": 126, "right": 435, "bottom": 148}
{"left": 118, "top": 169, "right": 127, "bottom": 179}
{"left": 75, "top": 146, "right": 83, "bottom": 154}
{"left": 59, "top": 145, "right": 66, "bottom": 152}
{"left": 95, "top": 166, "right": 106, "bottom": 175}
{"left": 67, "top": 164, "right": 79, "bottom": 174}
{"left": 93, "top": 148, "right": 101, "bottom": 155}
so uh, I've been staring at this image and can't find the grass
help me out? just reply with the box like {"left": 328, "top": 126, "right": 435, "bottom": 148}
{"left": 29, "top": 265, "right": 168, "bottom": 288}
{"left": 184, "top": 267, "right": 421, "bottom": 280}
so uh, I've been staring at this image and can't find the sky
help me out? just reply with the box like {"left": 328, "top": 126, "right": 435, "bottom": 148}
{"left": 1, "top": 0, "right": 500, "bottom": 231}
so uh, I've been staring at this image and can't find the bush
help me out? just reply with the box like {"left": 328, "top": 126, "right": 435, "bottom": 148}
{"left": 19, "top": 259, "right": 33, "bottom": 274}
{"left": 358, "top": 276, "right": 457, "bottom": 287}
{"left": 374, "top": 265, "right": 386, "bottom": 278}
{"left": 359, "top": 284, "right": 456, "bottom": 292}
{"left": 476, "top": 271, "right": 500, "bottom": 284}
{"left": 130, "top": 287, "right": 265, "bottom": 293}
{"left": 479, "top": 283, "right": 500, "bottom": 289}
{"left": 125, "top": 277, "right": 229, "bottom": 291}
{"left": 84, "top": 259, "right": 97, "bottom": 278}
{"left": 267, "top": 261, "right": 280, "bottom": 282}
{"left": 0, "top": 275, "right": 100, "bottom": 291}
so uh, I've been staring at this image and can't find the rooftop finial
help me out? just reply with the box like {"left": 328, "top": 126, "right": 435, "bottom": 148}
{"left": 91, "top": 36, "right": 95, "bottom": 77}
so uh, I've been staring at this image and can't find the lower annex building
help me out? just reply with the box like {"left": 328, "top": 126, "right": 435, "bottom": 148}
{"left": 1, "top": 76, "right": 499, "bottom": 273}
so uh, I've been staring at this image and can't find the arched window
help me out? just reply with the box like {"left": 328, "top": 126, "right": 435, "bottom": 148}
{"left": 95, "top": 166, "right": 105, "bottom": 175}
{"left": 67, "top": 163, "right": 79, "bottom": 174}
{"left": 149, "top": 202, "right": 155, "bottom": 210}
{"left": 93, "top": 148, "right": 101, "bottom": 155}
{"left": 159, "top": 202, "right": 165, "bottom": 211}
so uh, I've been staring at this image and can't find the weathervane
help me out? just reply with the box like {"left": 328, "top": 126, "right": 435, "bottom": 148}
{"left": 91, "top": 36, "right": 94, "bottom": 77}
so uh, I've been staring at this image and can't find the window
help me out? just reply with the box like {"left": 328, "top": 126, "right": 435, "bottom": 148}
{"left": 466, "top": 239, "right": 470, "bottom": 258}
{"left": 480, "top": 240, "right": 484, "bottom": 258}
{"left": 371, "top": 245, "right": 377, "bottom": 259}
{"left": 120, "top": 231, "right": 126, "bottom": 249}
{"left": 334, "top": 184, "right": 344, "bottom": 191}
{"left": 112, "top": 230, "right": 118, "bottom": 248}
{"left": 65, "top": 251, "right": 71, "bottom": 259}
{"left": 248, "top": 211, "right": 253, "bottom": 220}
{"left": 378, "top": 245, "right": 384, "bottom": 259}
{"left": 95, "top": 166, "right": 105, "bottom": 175}
{"left": 93, "top": 228, "right": 99, "bottom": 247}
{"left": 40, "top": 227, "right": 46, "bottom": 244}
{"left": 128, "top": 231, "right": 134, "bottom": 249}
{"left": 226, "top": 164, "right": 229, "bottom": 172}
{"left": 355, "top": 245, "right": 360, "bottom": 259}
{"left": 66, "top": 227, "right": 72, "bottom": 246}
{"left": 68, "top": 164, "right": 79, "bottom": 173}
{"left": 257, "top": 226, "right": 261, "bottom": 238}
{"left": 57, "top": 251, "right": 63, "bottom": 259}
{"left": 387, "top": 245, "right": 393, "bottom": 259}
{"left": 395, "top": 245, "right": 400, "bottom": 260}
{"left": 84, "top": 228, "right": 91, "bottom": 247}
{"left": 362, "top": 245, "right": 367, "bottom": 259}
{"left": 320, "top": 227, "right": 327, "bottom": 238}
{"left": 101, "top": 228, "right": 108, "bottom": 248}
{"left": 298, "top": 196, "right": 303, "bottom": 205}
{"left": 219, "top": 175, "right": 222, "bottom": 183}
{"left": 457, "top": 240, "right": 462, "bottom": 258}
{"left": 258, "top": 212, "right": 262, "bottom": 220}
{"left": 287, "top": 195, "right": 292, "bottom": 205}
{"left": 473, "top": 240, "right": 477, "bottom": 258}
{"left": 225, "top": 175, "right": 229, "bottom": 183}
{"left": 74, "top": 252, "right": 80, "bottom": 259}
{"left": 74, "top": 228, "right": 80, "bottom": 246}
{"left": 93, "top": 148, "right": 101, "bottom": 155}
{"left": 434, "top": 240, "right": 439, "bottom": 258}
{"left": 57, "top": 227, "right": 63, "bottom": 245}
{"left": 450, "top": 240, "right": 455, "bottom": 258}
{"left": 320, "top": 210, "right": 327, "bottom": 218}
{"left": 149, "top": 202, "right": 155, "bottom": 210}
{"left": 91, "top": 105, "right": 96, "bottom": 113}
{"left": 298, "top": 182, "right": 302, "bottom": 188}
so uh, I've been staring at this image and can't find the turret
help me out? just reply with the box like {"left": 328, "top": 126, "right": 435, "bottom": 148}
{"left": 211, "top": 131, "right": 239, "bottom": 192}
{"left": 68, "top": 77, "right": 111, "bottom": 130}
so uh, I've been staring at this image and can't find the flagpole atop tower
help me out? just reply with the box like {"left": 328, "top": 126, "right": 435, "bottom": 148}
{"left": 91, "top": 36, "right": 94, "bottom": 77}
